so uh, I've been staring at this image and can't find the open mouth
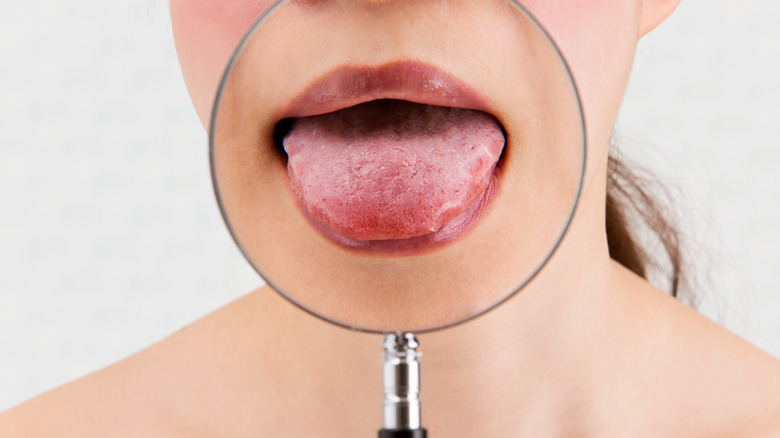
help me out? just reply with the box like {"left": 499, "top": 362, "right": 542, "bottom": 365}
{"left": 273, "top": 62, "right": 507, "bottom": 254}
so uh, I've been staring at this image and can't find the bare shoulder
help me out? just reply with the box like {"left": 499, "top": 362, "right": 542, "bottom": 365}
{"left": 614, "top": 263, "right": 780, "bottom": 437}
{"left": 0, "top": 290, "right": 272, "bottom": 438}
{"left": 0, "top": 351, "right": 178, "bottom": 438}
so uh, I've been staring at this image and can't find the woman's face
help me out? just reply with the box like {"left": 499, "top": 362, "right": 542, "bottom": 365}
{"left": 171, "top": 0, "right": 669, "bottom": 167}
{"left": 168, "top": 0, "right": 676, "bottom": 331}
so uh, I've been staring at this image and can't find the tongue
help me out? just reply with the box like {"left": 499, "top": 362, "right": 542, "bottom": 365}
{"left": 282, "top": 99, "right": 504, "bottom": 241}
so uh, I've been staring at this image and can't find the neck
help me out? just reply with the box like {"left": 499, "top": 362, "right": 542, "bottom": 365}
{"left": 254, "top": 163, "right": 630, "bottom": 436}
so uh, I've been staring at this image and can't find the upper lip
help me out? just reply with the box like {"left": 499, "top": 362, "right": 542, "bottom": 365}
{"left": 276, "top": 60, "right": 492, "bottom": 120}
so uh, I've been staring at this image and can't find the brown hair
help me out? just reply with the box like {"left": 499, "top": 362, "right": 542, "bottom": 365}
{"left": 605, "top": 150, "right": 695, "bottom": 307}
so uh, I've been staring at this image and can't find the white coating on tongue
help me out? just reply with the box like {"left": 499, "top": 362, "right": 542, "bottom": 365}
{"left": 283, "top": 99, "right": 504, "bottom": 241}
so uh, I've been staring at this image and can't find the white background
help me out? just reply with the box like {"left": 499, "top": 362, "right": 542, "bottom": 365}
{"left": 1, "top": 0, "right": 779, "bottom": 411}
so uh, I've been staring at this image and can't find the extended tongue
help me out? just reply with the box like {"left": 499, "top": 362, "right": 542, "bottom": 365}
{"left": 282, "top": 99, "right": 504, "bottom": 241}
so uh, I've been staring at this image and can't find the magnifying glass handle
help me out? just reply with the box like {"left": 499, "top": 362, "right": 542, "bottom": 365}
{"left": 378, "top": 428, "right": 428, "bottom": 438}
{"left": 381, "top": 334, "right": 427, "bottom": 437}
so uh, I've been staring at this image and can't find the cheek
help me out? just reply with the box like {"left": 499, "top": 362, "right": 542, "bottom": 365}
{"left": 521, "top": 0, "right": 641, "bottom": 165}
{"left": 170, "top": 0, "right": 277, "bottom": 126}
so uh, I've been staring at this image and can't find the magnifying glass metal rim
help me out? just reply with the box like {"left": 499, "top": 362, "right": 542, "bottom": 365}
{"left": 208, "top": 0, "right": 587, "bottom": 335}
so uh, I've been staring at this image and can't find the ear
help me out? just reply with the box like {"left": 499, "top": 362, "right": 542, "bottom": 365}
{"left": 638, "top": 0, "right": 681, "bottom": 37}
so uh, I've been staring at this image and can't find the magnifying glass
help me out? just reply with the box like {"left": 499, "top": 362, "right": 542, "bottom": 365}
{"left": 210, "top": 0, "right": 585, "bottom": 435}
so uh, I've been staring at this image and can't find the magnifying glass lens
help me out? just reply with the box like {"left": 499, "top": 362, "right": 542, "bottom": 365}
{"left": 210, "top": 0, "right": 585, "bottom": 333}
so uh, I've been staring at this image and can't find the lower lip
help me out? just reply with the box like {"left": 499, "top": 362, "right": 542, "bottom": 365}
{"left": 292, "top": 168, "right": 501, "bottom": 256}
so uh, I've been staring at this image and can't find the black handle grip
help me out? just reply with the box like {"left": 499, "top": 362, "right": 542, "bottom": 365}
{"left": 378, "top": 429, "right": 427, "bottom": 438}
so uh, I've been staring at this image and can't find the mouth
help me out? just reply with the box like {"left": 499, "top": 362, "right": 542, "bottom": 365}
{"left": 273, "top": 61, "right": 507, "bottom": 254}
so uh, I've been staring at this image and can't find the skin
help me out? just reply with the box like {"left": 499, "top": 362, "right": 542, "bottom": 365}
{"left": 2, "top": 0, "right": 780, "bottom": 436}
